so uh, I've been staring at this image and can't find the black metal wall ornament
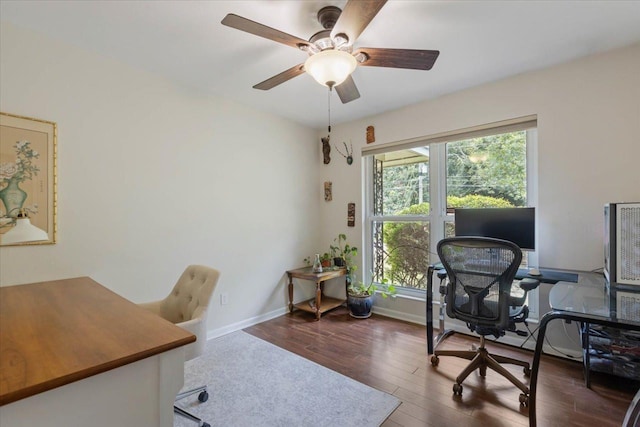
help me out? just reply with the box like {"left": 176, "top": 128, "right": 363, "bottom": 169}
{"left": 335, "top": 141, "right": 354, "bottom": 165}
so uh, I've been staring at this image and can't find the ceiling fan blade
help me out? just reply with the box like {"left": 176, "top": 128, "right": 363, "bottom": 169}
{"left": 354, "top": 48, "right": 440, "bottom": 70}
{"left": 253, "top": 64, "right": 306, "bottom": 90}
{"left": 330, "top": 0, "right": 387, "bottom": 45}
{"left": 335, "top": 76, "right": 361, "bottom": 104}
{"left": 221, "top": 14, "right": 311, "bottom": 50}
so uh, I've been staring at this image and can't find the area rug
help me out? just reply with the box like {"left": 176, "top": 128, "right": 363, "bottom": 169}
{"left": 174, "top": 331, "right": 400, "bottom": 427}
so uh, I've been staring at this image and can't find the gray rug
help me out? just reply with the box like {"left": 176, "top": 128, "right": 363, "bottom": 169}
{"left": 174, "top": 331, "right": 400, "bottom": 427}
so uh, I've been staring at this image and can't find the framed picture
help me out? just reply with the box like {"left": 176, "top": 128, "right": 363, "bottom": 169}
{"left": 0, "top": 112, "right": 57, "bottom": 246}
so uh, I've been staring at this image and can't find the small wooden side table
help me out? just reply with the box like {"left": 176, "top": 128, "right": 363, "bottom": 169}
{"left": 286, "top": 267, "right": 347, "bottom": 321}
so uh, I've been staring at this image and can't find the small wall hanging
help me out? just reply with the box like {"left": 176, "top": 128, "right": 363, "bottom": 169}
{"left": 366, "top": 126, "right": 375, "bottom": 144}
{"left": 347, "top": 202, "right": 355, "bottom": 227}
{"left": 335, "top": 141, "right": 353, "bottom": 165}
{"left": 324, "top": 182, "right": 332, "bottom": 201}
{"left": 321, "top": 135, "right": 331, "bottom": 164}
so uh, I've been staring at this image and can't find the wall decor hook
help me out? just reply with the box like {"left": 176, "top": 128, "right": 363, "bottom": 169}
{"left": 335, "top": 141, "right": 353, "bottom": 165}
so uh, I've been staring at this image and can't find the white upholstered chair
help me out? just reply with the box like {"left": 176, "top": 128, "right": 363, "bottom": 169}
{"left": 139, "top": 265, "right": 220, "bottom": 427}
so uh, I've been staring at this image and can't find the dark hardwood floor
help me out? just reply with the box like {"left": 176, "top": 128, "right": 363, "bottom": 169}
{"left": 244, "top": 307, "right": 638, "bottom": 427}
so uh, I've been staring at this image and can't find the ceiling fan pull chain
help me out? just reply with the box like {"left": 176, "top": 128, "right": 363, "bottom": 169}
{"left": 328, "top": 86, "right": 332, "bottom": 134}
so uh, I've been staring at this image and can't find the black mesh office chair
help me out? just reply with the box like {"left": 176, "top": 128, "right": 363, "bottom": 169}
{"left": 430, "top": 237, "right": 539, "bottom": 406}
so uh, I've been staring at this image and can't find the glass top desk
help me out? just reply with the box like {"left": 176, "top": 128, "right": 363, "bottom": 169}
{"left": 529, "top": 272, "right": 640, "bottom": 427}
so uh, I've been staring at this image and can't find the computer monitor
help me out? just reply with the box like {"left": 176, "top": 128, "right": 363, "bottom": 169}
{"left": 454, "top": 207, "right": 536, "bottom": 251}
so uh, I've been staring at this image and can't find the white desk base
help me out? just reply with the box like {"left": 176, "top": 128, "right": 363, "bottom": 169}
{"left": 0, "top": 347, "right": 184, "bottom": 427}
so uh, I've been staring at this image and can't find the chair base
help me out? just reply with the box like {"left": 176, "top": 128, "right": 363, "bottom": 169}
{"left": 175, "top": 385, "right": 210, "bottom": 427}
{"left": 431, "top": 335, "right": 531, "bottom": 406}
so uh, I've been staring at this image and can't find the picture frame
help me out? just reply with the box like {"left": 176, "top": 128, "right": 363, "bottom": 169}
{"left": 0, "top": 112, "right": 57, "bottom": 246}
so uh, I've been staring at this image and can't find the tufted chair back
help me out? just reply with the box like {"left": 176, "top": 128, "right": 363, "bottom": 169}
{"left": 140, "top": 265, "right": 220, "bottom": 361}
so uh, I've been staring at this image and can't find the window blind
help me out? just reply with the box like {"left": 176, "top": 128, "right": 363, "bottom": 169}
{"left": 361, "top": 115, "right": 537, "bottom": 157}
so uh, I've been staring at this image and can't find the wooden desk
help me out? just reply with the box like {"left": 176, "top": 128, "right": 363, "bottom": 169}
{"left": 0, "top": 277, "right": 195, "bottom": 426}
{"left": 287, "top": 267, "right": 347, "bottom": 320}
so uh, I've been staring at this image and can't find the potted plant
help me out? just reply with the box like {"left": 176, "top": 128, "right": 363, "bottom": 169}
{"left": 303, "top": 253, "right": 333, "bottom": 269}
{"left": 320, "top": 253, "right": 332, "bottom": 268}
{"left": 347, "top": 277, "right": 397, "bottom": 319}
{"left": 330, "top": 233, "right": 357, "bottom": 268}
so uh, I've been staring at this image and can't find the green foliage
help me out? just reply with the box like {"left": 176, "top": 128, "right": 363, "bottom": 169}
{"left": 446, "top": 132, "right": 526, "bottom": 206}
{"left": 330, "top": 233, "right": 357, "bottom": 261}
{"left": 447, "top": 195, "right": 512, "bottom": 209}
{"left": 382, "top": 211, "right": 430, "bottom": 288}
{"left": 381, "top": 162, "right": 428, "bottom": 215}
{"left": 381, "top": 195, "right": 514, "bottom": 289}
{"left": 379, "top": 131, "right": 526, "bottom": 215}
{"left": 304, "top": 234, "right": 357, "bottom": 273}
{"left": 348, "top": 276, "right": 397, "bottom": 298}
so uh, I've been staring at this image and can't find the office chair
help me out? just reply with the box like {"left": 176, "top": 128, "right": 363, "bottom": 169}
{"left": 430, "top": 237, "right": 539, "bottom": 406}
{"left": 139, "top": 265, "right": 221, "bottom": 427}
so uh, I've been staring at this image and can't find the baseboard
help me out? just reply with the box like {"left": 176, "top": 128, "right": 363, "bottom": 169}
{"left": 206, "top": 307, "right": 288, "bottom": 341}
{"left": 209, "top": 304, "right": 583, "bottom": 362}
{"left": 372, "top": 306, "right": 426, "bottom": 326}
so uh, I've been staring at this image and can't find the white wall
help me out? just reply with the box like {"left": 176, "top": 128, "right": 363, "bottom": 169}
{"left": 2, "top": 20, "right": 639, "bottom": 353}
{"left": 320, "top": 43, "right": 640, "bottom": 352}
{"left": 0, "top": 22, "right": 322, "bottom": 334}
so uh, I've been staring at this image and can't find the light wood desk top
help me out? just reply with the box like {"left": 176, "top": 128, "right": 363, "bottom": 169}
{"left": 0, "top": 277, "right": 195, "bottom": 405}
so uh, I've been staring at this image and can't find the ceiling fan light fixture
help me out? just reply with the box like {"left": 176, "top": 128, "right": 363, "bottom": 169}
{"left": 304, "top": 50, "right": 357, "bottom": 88}
{"left": 333, "top": 33, "right": 350, "bottom": 49}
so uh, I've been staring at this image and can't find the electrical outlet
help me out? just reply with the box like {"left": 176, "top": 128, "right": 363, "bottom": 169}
{"left": 220, "top": 293, "right": 228, "bottom": 305}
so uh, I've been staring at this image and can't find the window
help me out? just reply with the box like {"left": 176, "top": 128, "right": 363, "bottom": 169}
{"left": 363, "top": 118, "right": 537, "bottom": 300}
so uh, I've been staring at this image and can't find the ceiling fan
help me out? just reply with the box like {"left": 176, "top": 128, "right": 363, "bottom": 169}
{"left": 221, "top": 0, "right": 440, "bottom": 104}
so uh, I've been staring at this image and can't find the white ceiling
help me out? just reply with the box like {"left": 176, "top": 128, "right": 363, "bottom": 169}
{"left": 2, "top": 1, "right": 640, "bottom": 130}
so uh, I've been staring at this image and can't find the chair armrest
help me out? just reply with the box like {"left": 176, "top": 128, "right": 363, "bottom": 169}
{"left": 520, "top": 277, "right": 540, "bottom": 292}
{"left": 176, "top": 317, "right": 201, "bottom": 336}
{"left": 176, "top": 317, "right": 206, "bottom": 361}
{"left": 437, "top": 269, "right": 448, "bottom": 295}
{"left": 138, "top": 299, "right": 163, "bottom": 315}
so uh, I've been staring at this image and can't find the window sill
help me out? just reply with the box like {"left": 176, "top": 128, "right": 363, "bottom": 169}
{"left": 375, "top": 289, "right": 426, "bottom": 302}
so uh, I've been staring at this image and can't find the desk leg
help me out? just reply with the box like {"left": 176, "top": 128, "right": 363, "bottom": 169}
{"left": 315, "top": 282, "right": 322, "bottom": 321}
{"left": 426, "top": 266, "right": 434, "bottom": 354}
{"left": 581, "top": 322, "right": 591, "bottom": 388}
{"left": 529, "top": 314, "right": 548, "bottom": 427}
{"left": 287, "top": 274, "right": 294, "bottom": 313}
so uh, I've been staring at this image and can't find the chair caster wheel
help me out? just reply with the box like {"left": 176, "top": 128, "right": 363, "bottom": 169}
{"left": 198, "top": 391, "right": 209, "bottom": 403}
{"left": 519, "top": 393, "right": 529, "bottom": 406}
{"left": 431, "top": 355, "right": 439, "bottom": 366}
{"left": 202, "top": 423, "right": 211, "bottom": 427}
{"left": 479, "top": 366, "right": 487, "bottom": 377}
{"left": 523, "top": 366, "right": 531, "bottom": 377}
{"left": 453, "top": 383, "right": 463, "bottom": 395}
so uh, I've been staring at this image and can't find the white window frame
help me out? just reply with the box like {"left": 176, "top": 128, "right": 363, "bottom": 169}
{"left": 362, "top": 117, "right": 540, "bottom": 319}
